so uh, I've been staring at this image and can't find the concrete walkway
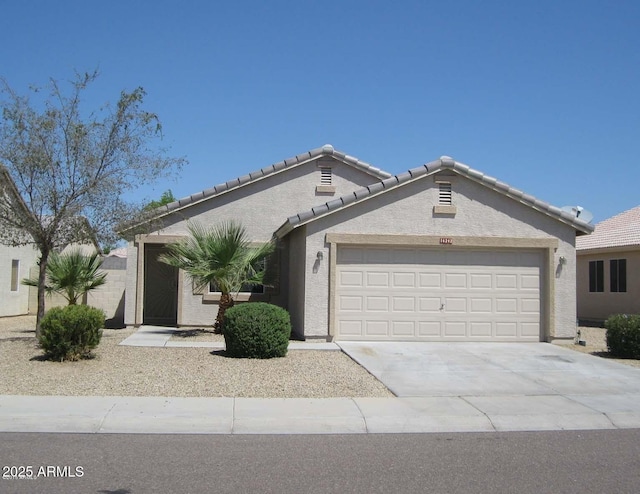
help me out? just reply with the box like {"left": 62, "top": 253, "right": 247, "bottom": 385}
{"left": 118, "top": 325, "right": 339, "bottom": 350}
{"left": 1, "top": 327, "right": 639, "bottom": 435}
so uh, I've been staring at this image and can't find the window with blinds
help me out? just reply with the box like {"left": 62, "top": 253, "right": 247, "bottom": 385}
{"left": 610, "top": 259, "right": 627, "bottom": 293}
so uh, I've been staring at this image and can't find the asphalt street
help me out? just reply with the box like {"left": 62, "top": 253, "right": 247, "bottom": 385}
{"left": 2, "top": 429, "right": 640, "bottom": 494}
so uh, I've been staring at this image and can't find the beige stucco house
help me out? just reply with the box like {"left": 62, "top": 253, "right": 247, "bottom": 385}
{"left": 124, "top": 145, "right": 593, "bottom": 342}
{"left": 576, "top": 206, "right": 640, "bottom": 323}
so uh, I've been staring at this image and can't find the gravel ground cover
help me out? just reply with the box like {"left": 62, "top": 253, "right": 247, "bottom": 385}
{"left": 0, "top": 316, "right": 392, "bottom": 398}
{"left": 3, "top": 316, "right": 639, "bottom": 399}
{"left": 556, "top": 326, "right": 640, "bottom": 368}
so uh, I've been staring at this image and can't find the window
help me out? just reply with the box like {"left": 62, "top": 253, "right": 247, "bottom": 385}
{"left": 10, "top": 259, "right": 19, "bottom": 291}
{"left": 438, "top": 182, "right": 452, "bottom": 205}
{"left": 610, "top": 259, "right": 627, "bottom": 292}
{"left": 209, "top": 281, "right": 265, "bottom": 294}
{"left": 320, "top": 167, "right": 332, "bottom": 186}
{"left": 589, "top": 260, "right": 604, "bottom": 292}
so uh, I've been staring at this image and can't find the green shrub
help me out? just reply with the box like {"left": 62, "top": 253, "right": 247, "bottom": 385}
{"left": 222, "top": 302, "right": 291, "bottom": 358}
{"left": 605, "top": 314, "right": 640, "bottom": 359}
{"left": 39, "top": 305, "right": 105, "bottom": 361}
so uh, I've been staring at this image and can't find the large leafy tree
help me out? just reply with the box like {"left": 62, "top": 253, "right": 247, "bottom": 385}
{"left": 159, "top": 221, "right": 274, "bottom": 332}
{"left": 0, "top": 71, "right": 185, "bottom": 335}
{"left": 22, "top": 249, "right": 107, "bottom": 305}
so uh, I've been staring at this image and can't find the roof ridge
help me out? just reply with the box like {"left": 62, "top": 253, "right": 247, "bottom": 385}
{"left": 276, "top": 157, "right": 594, "bottom": 238}
{"left": 156, "top": 144, "right": 391, "bottom": 215}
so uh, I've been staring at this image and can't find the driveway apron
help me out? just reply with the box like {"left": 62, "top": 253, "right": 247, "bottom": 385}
{"left": 337, "top": 342, "right": 640, "bottom": 398}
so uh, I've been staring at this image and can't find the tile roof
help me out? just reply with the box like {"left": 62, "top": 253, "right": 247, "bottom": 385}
{"left": 154, "top": 144, "right": 391, "bottom": 217}
{"left": 576, "top": 205, "right": 640, "bottom": 251}
{"left": 276, "top": 156, "right": 594, "bottom": 238}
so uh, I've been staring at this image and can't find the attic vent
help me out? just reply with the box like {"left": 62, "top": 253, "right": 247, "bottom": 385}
{"left": 320, "top": 167, "right": 332, "bottom": 186}
{"left": 438, "top": 182, "right": 452, "bottom": 205}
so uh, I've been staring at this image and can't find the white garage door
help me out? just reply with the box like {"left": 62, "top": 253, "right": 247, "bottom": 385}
{"left": 336, "top": 246, "right": 542, "bottom": 341}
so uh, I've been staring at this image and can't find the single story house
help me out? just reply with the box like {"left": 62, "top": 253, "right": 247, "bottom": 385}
{"left": 123, "top": 145, "right": 593, "bottom": 342}
{"left": 576, "top": 205, "right": 640, "bottom": 323}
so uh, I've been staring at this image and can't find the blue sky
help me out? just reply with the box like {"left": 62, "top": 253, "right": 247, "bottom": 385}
{"left": 1, "top": 0, "right": 639, "bottom": 223}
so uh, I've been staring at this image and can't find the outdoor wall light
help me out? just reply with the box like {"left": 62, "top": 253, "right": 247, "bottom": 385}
{"left": 559, "top": 256, "right": 567, "bottom": 266}
{"left": 317, "top": 251, "right": 323, "bottom": 261}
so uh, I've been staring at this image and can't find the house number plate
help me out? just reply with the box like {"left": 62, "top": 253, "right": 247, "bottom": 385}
{"left": 439, "top": 238, "right": 453, "bottom": 245}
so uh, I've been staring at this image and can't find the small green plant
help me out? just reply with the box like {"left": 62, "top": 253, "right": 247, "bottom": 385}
{"left": 39, "top": 305, "right": 105, "bottom": 361}
{"left": 605, "top": 314, "right": 640, "bottom": 359}
{"left": 222, "top": 303, "right": 291, "bottom": 358}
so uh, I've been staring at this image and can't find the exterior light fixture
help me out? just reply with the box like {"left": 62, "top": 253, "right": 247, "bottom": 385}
{"left": 317, "top": 251, "right": 323, "bottom": 261}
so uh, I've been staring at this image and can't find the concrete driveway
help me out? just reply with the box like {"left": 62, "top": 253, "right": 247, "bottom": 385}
{"left": 337, "top": 342, "right": 640, "bottom": 398}
{"left": 337, "top": 341, "right": 640, "bottom": 431}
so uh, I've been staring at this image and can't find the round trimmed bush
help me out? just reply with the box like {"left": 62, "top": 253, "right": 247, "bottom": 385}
{"left": 222, "top": 302, "right": 291, "bottom": 358}
{"left": 605, "top": 314, "right": 640, "bottom": 359}
{"left": 39, "top": 305, "right": 105, "bottom": 361}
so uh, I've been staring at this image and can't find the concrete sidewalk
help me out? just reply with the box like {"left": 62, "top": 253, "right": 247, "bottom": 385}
{"left": 2, "top": 393, "right": 639, "bottom": 434}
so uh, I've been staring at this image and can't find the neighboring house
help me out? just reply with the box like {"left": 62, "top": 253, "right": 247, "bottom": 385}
{"left": 0, "top": 164, "right": 126, "bottom": 323}
{"left": 0, "top": 243, "right": 39, "bottom": 317}
{"left": 123, "top": 144, "right": 593, "bottom": 342}
{"left": 576, "top": 206, "right": 640, "bottom": 323}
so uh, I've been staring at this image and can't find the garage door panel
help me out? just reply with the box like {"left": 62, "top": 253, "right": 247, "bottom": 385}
{"left": 471, "top": 298, "right": 492, "bottom": 313}
{"left": 393, "top": 272, "right": 416, "bottom": 288}
{"left": 340, "top": 271, "right": 363, "bottom": 287}
{"left": 339, "top": 296, "right": 363, "bottom": 311}
{"left": 470, "top": 273, "right": 492, "bottom": 289}
{"left": 366, "top": 296, "right": 389, "bottom": 311}
{"left": 336, "top": 247, "right": 542, "bottom": 342}
{"left": 339, "top": 320, "right": 363, "bottom": 337}
{"left": 419, "top": 297, "right": 442, "bottom": 312}
{"left": 521, "top": 298, "right": 540, "bottom": 313}
{"left": 366, "top": 272, "right": 389, "bottom": 287}
{"left": 444, "top": 297, "right": 467, "bottom": 312}
{"left": 445, "top": 273, "right": 467, "bottom": 288}
{"left": 496, "top": 322, "right": 518, "bottom": 337}
{"left": 366, "top": 320, "right": 389, "bottom": 336}
{"left": 470, "top": 321, "right": 492, "bottom": 337}
{"left": 418, "top": 321, "right": 441, "bottom": 336}
{"left": 521, "top": 322, "right": 541, "bottom": 337}
{"left": 419, "top": 272, "right": 441, "bottom": 288}
{"left": 444, "top": 321, "right": 467, "bottom": 337}
{"left": 521, "top": 274, "right": 540, "bottom": 289}
{"left": 392, "top": 321, "right": 415, "bottom": 337}
{"left": 393, "top": 297, "right": 415, "bottom": 311}
{"left": 496, "top": 274, "right": 517, "bottom": 289}
{"left": 496, "top": 298, "right": 518, "bottom": 313}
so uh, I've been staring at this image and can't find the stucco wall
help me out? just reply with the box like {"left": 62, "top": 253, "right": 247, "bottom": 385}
{"left": 29, "top": 256, "right": 127, "bottom": 327}
{"left": 285, "top": 226, "right": 307, "bottom": 338}
{"left": 0, "top": 244, "right": 39, "bottom": 317}
{"left": 126, "top": 156, "right": 383, "bottom": 326}
{"left": 298, "top": 174, "right": 578, "bottom": 339}
{"left": 577, "top": 249, "right": 640, "bottom": 321}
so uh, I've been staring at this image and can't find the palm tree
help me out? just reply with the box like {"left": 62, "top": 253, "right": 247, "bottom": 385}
{"left": 159, "top": 221, "right": 275, "bottom": 332}
{"left": 22, "top": 249, "right": 107, "bottom": 305}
